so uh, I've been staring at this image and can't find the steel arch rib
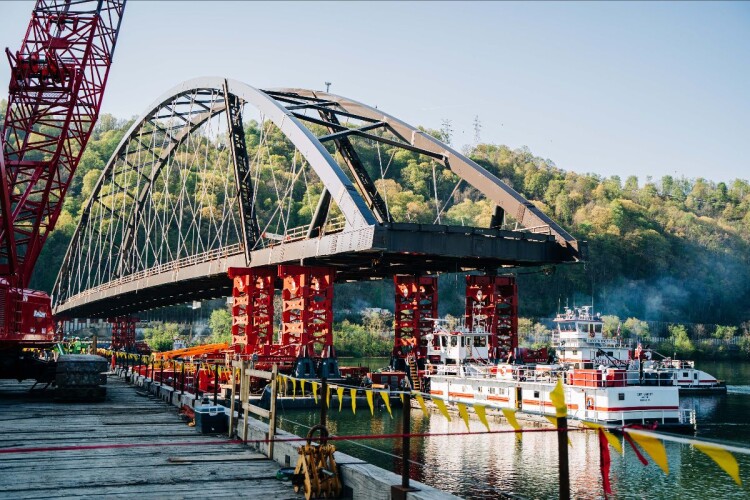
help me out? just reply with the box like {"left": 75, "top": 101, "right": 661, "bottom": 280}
{"left": 273, "top": 88, "right": 580, "bottom": 255}
{"left": 53, "top": 78, "right": 376, "bottom": 306}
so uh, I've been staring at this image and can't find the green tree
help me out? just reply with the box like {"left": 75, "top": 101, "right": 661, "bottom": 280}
{"left": 669, "top": 324, "right": 695, "bottom": 358}
{"left": 622, "top": 318, "right": 650, "bottom": 339}
{"left": 208, "top": 309, "right": 233, "bottom": 344}
{"left": 601, "top": 315, "right": 621, "bottom": 337}
{"left": 143, "top": 322, "right": 182, "bottom": 352}
{"left": 713, "top": 325, "right": 738, "bottom": 341}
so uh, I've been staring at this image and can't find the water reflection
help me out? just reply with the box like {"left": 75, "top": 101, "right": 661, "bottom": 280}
{"left": 278, "top": 359, "right": 750, "bottom": 498}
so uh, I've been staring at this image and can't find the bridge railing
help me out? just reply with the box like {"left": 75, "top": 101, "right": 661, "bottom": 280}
{"left": 261, "top": 215, "right": 347, "bottom": 248}
{"left": 58, "top": 243, "right": 245, "bottom": 303}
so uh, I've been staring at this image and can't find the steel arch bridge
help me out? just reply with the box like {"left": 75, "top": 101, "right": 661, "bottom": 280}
{"left": 52, "top": 77, "right": 583, "bottom": 318}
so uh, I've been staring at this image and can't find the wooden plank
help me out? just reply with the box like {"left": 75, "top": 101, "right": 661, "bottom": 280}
{"left": 0, "top": 377, "right": 301, "bottom": 499}
{"left": 245, "top": 402, "right": 270, "bottom": 419}
{"left": 167, "top": 452, "right": 266, "bottom": 462}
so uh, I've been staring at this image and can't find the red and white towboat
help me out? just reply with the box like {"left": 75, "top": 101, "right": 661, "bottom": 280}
{"left": 552, "top": 306, "right": 725, "bottom": 393}
{"left": 421, "top": 317, "right": 696, "bottom": 432}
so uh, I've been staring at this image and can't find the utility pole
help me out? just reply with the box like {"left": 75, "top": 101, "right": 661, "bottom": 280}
{"left": 325, "top": 81, "right": 332, "bottom": 93}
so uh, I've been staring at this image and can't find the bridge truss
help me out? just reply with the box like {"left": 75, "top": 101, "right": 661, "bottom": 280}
{"left": 53, "top": 77, "right": 583, "bottom": 320}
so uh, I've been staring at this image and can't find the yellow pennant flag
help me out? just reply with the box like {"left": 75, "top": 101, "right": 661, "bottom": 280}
{"left": 380, "top": 391, "right": 393, "bottom": 418}
{"left": 501, "top": 408, "right": 522, "bottom": 441}
{"left": 474, "top": 404, "right": 491, "bottom": 432}
{"left": 337, "top": 386, "right": 344, "bottom": 412}
{"left": 544, "top": 416, "right": 572, "bottom": 447}
{"left": 550, "top": 378, "right": 567, "bottom": 417}
{"left": 312, "top": 382, "right": 318, "bottom": 404}
{"left": 326, "top": 386, "right": 331, "bottom": 408}
{"left": 582, "top": 422, "right": 622, "bottom": 454}
{"left": 366, "top": 390, "right": 375, "bottom": 415}
{"left": 695, "top": 443, "right": 742, "bottom": 486}
{"left": 350, "top": 388, "right": 357, "bottom": 414}
{"left": 414, "top": 392, "right": 429, "bottom": 417}
{"left": 457, "top": 403, "right": 470, "bottom": 431}
{"left": 291, "top": 377, "right": 297, "bottom": 399}
{"left": 399, "top": 393, "right": 404, "bottom": 404}
{"left": 300, "top": 379, "right": 306, "bottom": 397}
{"left": 433, "top": 397, "right": 452, "bottom": 422}
{"left": 627, "top": 431, "right": 669, "bottom": 474}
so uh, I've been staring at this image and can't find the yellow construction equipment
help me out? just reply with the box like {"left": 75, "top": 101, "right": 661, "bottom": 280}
{"left": 293, "top": 425, "right": 342, "bottom": 499}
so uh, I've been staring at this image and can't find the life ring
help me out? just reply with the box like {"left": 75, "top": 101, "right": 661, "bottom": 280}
{"left": 586, "top": 396, "right": 594, "bottom": 410}
{"left": 589, "top": 331, "right": 595, "bottom": 338}
{"left": 499, "top": 367, "right": 508, "bottom": 376}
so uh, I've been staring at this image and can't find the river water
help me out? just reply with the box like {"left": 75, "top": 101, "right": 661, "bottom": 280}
{"left": 276, "top": 359, "right": 750, "bottom": 499}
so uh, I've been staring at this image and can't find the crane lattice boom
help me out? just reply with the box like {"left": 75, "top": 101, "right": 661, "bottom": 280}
{"left": 1, "top": 0, "right": 125, "bottom": 288}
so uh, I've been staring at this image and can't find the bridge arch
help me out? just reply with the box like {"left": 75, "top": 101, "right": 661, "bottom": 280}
{"left": 53, "top": 78, "right": 582, "bottom": 317}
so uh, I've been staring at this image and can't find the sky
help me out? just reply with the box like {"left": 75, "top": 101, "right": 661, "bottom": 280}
{"left": 1, "top": 1, "right": 748, "bottom": 184}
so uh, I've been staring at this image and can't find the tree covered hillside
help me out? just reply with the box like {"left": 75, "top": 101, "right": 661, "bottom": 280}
{"left": 2, "top": 98, "right": 747, "bottom": 326}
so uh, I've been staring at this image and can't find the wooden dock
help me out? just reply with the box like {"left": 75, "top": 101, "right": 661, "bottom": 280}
{"left": 0, "top": 375, "right": 301, "bottom": 499}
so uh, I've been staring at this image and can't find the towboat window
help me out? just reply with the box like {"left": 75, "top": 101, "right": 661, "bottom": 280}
{"left": 683, "top": 372, "right": 688, "bottom": 378}
{"left": 441, "top": 336, "right": 447, "bottom": 347}
{"left": 450, "top": 336, "right": 458, "bottom": 347}
{"left": 474, "top": 336, "right": 487, "bottom": 347}
{"left": 534, "top": 391, "right": 540, "bottom": 398}
{"left": 694, "top": 373, "right": 698, "bottom": 379}
{"left": 595, "top": 324, "right": 602, "bottom": 333}
{"left": 607, "top": 351, "right": 613, "bottom": 357}
{"left": 572, "top": 350, "right": 578, "bottom": 355}
{"left": 618, "top": 393, "right": 624, "bottom": 401}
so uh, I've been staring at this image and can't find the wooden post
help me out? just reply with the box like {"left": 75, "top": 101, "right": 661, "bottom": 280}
{"left": 180, "top": 361, "right": 185, "bottom": 394}
{"left": 91, "top": 334, "right": 97, "bottom": 354}
{"left": 268, "top": 364, "right": 278, "bottom": 459}
{"left": 242, "top": 361, "right": 250, "bottom": 442}
{"left": 391, "top": 392, "right": 417, "bottom": 499}
{"left": 558, "top": 416, "right": 570, "bottom": 500}
{"left": 319, "top": 377, "right": 328, "bottom": 428}
{"left": 401, "top": 391, "right": 411, "bottom": 489}
{"left": 229, "top": 361, "right": 237, "bottom": 437}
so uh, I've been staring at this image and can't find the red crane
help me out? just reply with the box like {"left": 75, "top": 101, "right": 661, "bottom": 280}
{"left": 0, "top": 0, "right": 125, "bottom": 391}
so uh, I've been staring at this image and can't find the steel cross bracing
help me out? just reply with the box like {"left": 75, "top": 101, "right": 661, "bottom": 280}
{"left": 1, "top": 0, "right": 126, "bottom": 288}
{"left": 52, "top": 78, "right": 584, "bottom": 318}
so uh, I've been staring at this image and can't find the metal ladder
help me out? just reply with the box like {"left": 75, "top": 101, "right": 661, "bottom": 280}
{"left": 408, "top": 356, "right": 420, "bottom": 391}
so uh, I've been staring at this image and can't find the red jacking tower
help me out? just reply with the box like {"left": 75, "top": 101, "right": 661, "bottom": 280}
{"left": 392, "top": 275, "right": 438, "bottom": 373}
{"left": 108, "top": 316, "right": 137, "bottom": 352}
{"left": 0, "top": 1, "right": 125, "bottom": 350}
{"left": 229, "top": 265, "right": 338, "bottom": 378}
{"left": 391, "top": 274, "right": 519, "bottom": 384}
{"left": 465, "top": 275, "right": 518, "bottom": 362}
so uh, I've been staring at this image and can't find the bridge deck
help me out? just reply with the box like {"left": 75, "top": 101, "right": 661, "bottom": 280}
{"left": 0, "top": 376, "right": 300, "bottom": 499}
